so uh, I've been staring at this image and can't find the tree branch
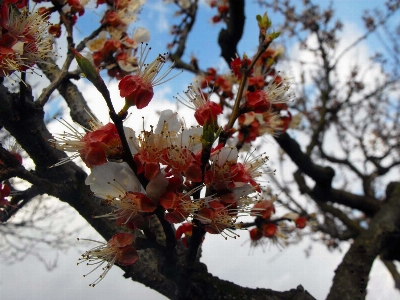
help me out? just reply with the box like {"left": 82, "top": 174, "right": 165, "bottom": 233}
{"left": 275, "top": 133, "right": 334, "bottom": 187}
{"left": 327, "top": 182, "right": 400, "bottom": 300}
{"left": 36, "top": 57, "right": 93, "bottom": 127}
{"left": 218, "top": 0, "right": 245, "bottom": 65}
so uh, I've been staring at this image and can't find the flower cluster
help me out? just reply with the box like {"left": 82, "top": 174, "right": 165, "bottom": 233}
{"left": 53, "top": 108, "right": 278, "bottom": 242}
{"left": 194, "top": 47, "right": 297, "bottom": 145}
{"left": 50, "top": 41, "right": 307, "bottom": 284}
{"left": 87, "top": 27, "right": 150, "bottom": 79}
{"left": 83, "top": 0, "right": 148, "bottom": 79}
{"left": 61, "top": 110, "right": 267, "bottom": 241}
{"left": 47, "top": 10, "right": 309, "bottom": 284}
{"left": 0, "top": 3, "right": 54, "bottom": 77}
{"left": 248, "top": 195, "right": 281, "bottom": 245}
{"left": 176, "top": 84, "right": 223, "bottom": 127}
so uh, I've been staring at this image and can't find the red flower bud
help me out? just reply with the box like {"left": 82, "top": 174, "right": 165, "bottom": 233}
{"left": 119, "top": 74, "right": 154, "bottom": 109}
{"left": 295, "top": 217, "right": 307, "bottom": 229}
{"left": 263, "top": 223, "right": 277, "bottom": 237}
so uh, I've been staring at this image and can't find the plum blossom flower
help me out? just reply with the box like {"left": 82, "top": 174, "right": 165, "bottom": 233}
{"left": 119, "top": 45, "right": 178, "bottom": 110}
{"left": 175, "top": 222, "right": 194, "bottom": 248}
{"left": 245, "top": 90, "right": 271, "bottom": 113}
{"left": 263, "top": 73, "right": 293, "bottom": 104}
{"left": 78, "top": 233, "right": 139, "bottom": 287}
{"left": 204, "top": 147, "right": 267, "bottom": 192}
{"left": 0, "top": 6, "right": 54, "bottom": 76}
{"left": 161, "top": 128, "right": 203, "bottom": 182}
{"left": 85, "top": 162, "right": 144, "bottom": 198}
{"left": 283, "top": 212, "right": 308, "bottom": 229}
{"left": 230, "top": 56, "right": 252, "bottom": 80}
{"left": 101, "top": 0, "right": 145, "bottom": 28}
{"left": 85, "top": 162, "right": 163, "bottom": 229}
{"left": 98, "top": 191, "right": 157, "bottom": 229}
{"left": 248, "top": 218, "right": 290, "bottom": 250}
{"left": 86, "top": 27, "right": 151, "bottom": 76}
{"left": 160, "top": 185, "right": 206, "bottom": 223}
{"left": 49, "top": 115, "right": 136, "bottom": 168}
{"left": 132, "top": 109, "right": 203, "bottom": 181}
{"left": 196, "top": 200, "right": 242, "bottom": 239}
{"left": 295, "top": 217, "right": 307, "bottom": 229}
{"left": 129, "top": 110, "right": 180, "bottom": 180}
{"left": 262, "top": 222, "right": 278, "bottom": 237}
{"left": 132, "top": 128, "right": 164, "bottom": 180}
{"left": 204, "top": 146, "right": 239, "bottom": 191}
{"left": 230, "top": 152, "right": 269, "bottom": 192}
{"left": 238, "top": 110, "right": 285, "bottom": 140}
{"left": 176, "top": 84, "right": 222, "bottom": 127}
{"left": 251, "top": 198, "right": 275, "bottom": 219}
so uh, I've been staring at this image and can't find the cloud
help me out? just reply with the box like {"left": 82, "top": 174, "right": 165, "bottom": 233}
{"left": 142, "top": 0, "right": 172, "bottom": 33}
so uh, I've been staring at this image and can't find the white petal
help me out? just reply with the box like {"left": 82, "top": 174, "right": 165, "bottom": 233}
{"left": 179, "top": 126, "right": 203, "bottom": 152}
{"left": 146, "top": 169, "right": 168, "bottom": 203}
{"left": 232, "top": 184, "right": 256, "bottom": 198}
{"left": 282, "top": 212, "right": 300, "bottom": 220}
{"left": 133, "top": 27, "right": 150, "bottom": 44}
{"left": 211, "top": 147, "right": 238, "bottom": 167}
{"left": 241, "top": 112, "right": 256, "bottom": 126}
{"left": 155, "top": 110, "right": 181, "bottom": 134}
{"left": 123, "top": 127, "right": 138, "bottom": 154}
{"left": 118, "top": 60, "right": 137, "bottom": 73}
{"left": 85, "top": 162, "right": 143, "bottom": 199}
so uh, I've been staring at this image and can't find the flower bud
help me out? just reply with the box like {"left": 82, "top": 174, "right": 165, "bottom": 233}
{"left": 71, "top": 47, "right": 101, "bottom": 85}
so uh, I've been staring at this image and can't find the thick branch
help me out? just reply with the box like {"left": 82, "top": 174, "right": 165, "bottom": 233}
{"left": 325, "top": 188, "right": 381, "bottom": 216}
{"left": 327, "top": 182, "right": 400, "bottom": 300}
{"left": 275, "top": 133, "right": 334, "bottom": 187}
{"left": 381, "top": 259, "right": 400, "bottom": 290}
{"left": 124, "top": 260, "right": 317, "bottom": 300}
{"left": 218, "top": 0, "right": 245, "bottom": 65}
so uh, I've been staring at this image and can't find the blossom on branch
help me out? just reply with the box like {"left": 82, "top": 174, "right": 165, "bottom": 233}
{"left": 78, "top": 233, "right": 139, "bottom": 287}
{"left": 0, "top": 5, "right": 54, "bottom": 76}
{"left": 119, "top": 45, "right": 177, "bottom": 110}
{"left": 176, "top": 84, "right": 223, "bottom": 127}
{"left": 231, "top": 56, "right": 253, "bottom": 80}
{"left": 132, "top": 109, "right": 203, "bottom": 182}
{"left": 49, "top": 112, "right": 136, "bottom": 168}
{"left": 196, "top": 200, "right": 241, "bottom": 239}
{"left": 160, "top": 186, "right": 206, "bottom": 223}
{"left": 85, "top": 162, "right": 161, "bottom": 229}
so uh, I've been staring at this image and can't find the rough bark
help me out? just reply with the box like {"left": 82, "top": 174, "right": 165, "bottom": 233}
{"left": 327, "top": 182, "right": 400, "bottom": 300}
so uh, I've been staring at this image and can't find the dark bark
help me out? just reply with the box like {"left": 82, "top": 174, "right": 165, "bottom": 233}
{"left": 218, "top": 0, "right": 246, "bottom": 65}
{"left": 275, "top": 133, "right": 334, "bottom": 187}
{"left": 327, "top": 182, "right": 400, "bottom": 300}
{"left": 36, "top": 58, "right": 93, "bottom": 127}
